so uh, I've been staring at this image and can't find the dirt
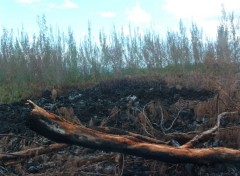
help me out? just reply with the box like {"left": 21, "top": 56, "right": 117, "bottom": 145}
{"left": 1, "top": 78, "right": 240, "bottom": 175}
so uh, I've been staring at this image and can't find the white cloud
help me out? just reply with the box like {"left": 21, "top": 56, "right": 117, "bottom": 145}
{"left": 163, "top": 0, "right": 240, "bottom": 21}
{"left": 163, "top": 0, "right": 216, "bottom": 20}
{"left": 63, "top": 0, "right": 78, "bottom": 9}
{"left": 100, "top": 11, "right": 116, "bottom": 18}
{"left": 17, "top": 0, "right": 40, "bottom": 4}
{"left": 162, "top": 0, "right": 240, "bottom": 37}
{"left": 126, "top": 5, "right": 151, "bottom": 24}
{"left": 48, "top": 0, "right": 78, "bottom": 9}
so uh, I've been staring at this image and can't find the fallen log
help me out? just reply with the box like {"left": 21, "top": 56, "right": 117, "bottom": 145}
{"left": 27, "top": 100, "right": 240, "bottom": 164}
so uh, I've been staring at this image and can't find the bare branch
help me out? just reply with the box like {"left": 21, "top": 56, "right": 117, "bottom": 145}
{"left": 0, "top": 143, "right": 68, "bottom": 164}
{"left": 180, "top": 111, "right": 239, "bottom": 148}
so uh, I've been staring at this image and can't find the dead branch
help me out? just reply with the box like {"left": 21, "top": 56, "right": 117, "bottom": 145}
{"left": 26, "top": 100, "right": 240, "bottom": 164}
{"left": 180, "top": 111, "right": 238, "bottom": 148}
{"left": 0, "top": 143, "right": 68, "bottom": 164}
{"left": 158, "top": 104, "right": 184, "bottom": 134}
{"left": 96, "top": 126, "right": 200, "bottom": 146}
{"left": 92, "top": 126, "right": 166, "bottom": 145}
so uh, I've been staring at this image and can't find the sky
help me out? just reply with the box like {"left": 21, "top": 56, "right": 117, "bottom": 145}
{"left": 0, "top": 0, "right": 240, "bottom": 41}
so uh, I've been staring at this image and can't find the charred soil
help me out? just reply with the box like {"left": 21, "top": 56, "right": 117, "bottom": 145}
{"left": 1, "top": 78, "right": 240, "bottom": 175}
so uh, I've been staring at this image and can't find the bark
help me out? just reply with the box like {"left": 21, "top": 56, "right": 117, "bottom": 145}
{"left": 26, "top": 100, "right": 240, "bottom": 164}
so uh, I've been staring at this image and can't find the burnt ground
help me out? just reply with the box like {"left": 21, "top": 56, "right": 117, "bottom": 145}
{"left": 1, "top": 78, "right": 240, "bottom": 175}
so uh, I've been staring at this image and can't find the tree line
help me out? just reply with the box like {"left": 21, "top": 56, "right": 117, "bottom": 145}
{"left": 0, "top": 8, "right": 239, "bottom": 103}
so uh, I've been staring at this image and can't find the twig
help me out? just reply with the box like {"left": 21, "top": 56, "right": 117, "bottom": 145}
{"left": 0, "top": 143, "right": 68, "bottom": 164}
{"left": 156, "top": 103, "right": 185, "bottom": 134}
{"left": 0, "top": 166, "right": 10, "bottom": 176}
{"left": 180, "top": 111, "right": 239, "bottom": 148}
{"left": 142, "top": 102, "right": 154, "bottom": 129}
{"left": 0, "top": 134, "right": 45, "bottom": 146}
{"left": 79, "top": 171, "right": 108, "bottom": 176}
{"left": 132, "top": 106, "right": 155, "bottom": 137}
{"left": 118, "top": 154, "right": 125, "bottom": 176}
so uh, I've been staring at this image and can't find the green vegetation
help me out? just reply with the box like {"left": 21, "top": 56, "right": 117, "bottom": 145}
{"left": 0, "top": 8, "right": 240, "bottom": 103}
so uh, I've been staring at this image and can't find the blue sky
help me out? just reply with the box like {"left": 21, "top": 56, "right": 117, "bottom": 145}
{"left": 1, "top": 0, "right": 240, "bottom": 40}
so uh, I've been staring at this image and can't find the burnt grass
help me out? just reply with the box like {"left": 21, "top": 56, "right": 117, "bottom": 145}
{"left": 1, "top": 78, "right": 240, "bottom": 175}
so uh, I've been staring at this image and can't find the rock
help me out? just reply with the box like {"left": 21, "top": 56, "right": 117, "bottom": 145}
{"left": 27, "top": 165, "right": 41, "bottom": 173}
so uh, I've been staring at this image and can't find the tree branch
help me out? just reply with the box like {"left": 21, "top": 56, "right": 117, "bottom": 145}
{"left": 180, "top": 111, "right": 239, "bottom": 148}
{"left": 0, "top": 143, "right": 68, "bottom": 164}
{"left": 26, "top": 100, "right": 240, "bottom": 164}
